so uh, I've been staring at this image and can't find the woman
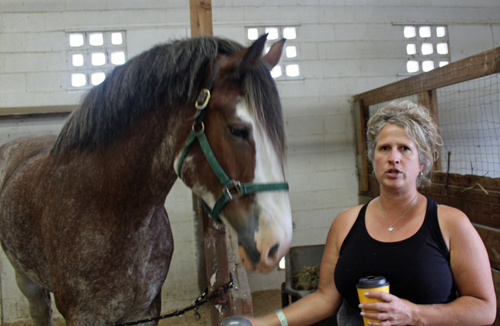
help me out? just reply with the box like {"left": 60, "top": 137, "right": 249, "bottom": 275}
{"left": 248, "top": 101, "right": 496, "bottom": 326}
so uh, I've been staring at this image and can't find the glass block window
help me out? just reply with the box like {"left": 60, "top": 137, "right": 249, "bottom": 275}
{"left": 404, "top": 25, "right": 450, "bottom": 74}
{"left": 246, "top": 26, "right": 302, "bottom": 81}
{"left": 67, "top": 31, "right": 127, "bottom": 89}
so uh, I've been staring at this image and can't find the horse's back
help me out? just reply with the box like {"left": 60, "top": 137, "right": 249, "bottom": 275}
{"left": 0, "top": 134, "right": 56, "bottom": 289}
{"left": 0, "top": 134, "right": 56, "bottom": 185}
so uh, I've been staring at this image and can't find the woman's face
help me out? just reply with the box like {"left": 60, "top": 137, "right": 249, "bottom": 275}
{"left": 373, "top": 123, "right": 423, "bottom": 192}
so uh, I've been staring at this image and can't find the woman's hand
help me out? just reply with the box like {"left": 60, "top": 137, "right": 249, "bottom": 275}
{"left": 359, "top": 291, "right": 417, "bottom": 326}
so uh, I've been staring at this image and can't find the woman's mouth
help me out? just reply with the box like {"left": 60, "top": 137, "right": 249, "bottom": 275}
{"left": 386, "top": 169, "right": 401, "bottom": 176}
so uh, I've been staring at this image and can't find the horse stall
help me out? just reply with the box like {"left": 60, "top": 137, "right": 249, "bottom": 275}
{"left": 353, "top": 46, "right": 500, "bottom": 325}
{"left": 3, "top": 2, "right": 500, "bottom": 326}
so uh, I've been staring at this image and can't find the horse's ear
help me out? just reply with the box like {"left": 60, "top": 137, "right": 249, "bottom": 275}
{"left": 239, "top": 33, "right": 268, "bottom": 75}
{"left": 262, "top": 38, "right": 286, "bottom": 68}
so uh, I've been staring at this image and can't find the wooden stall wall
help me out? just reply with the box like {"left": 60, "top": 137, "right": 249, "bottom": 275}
{"left": 353, "top": 46, "right": 500, "bottom": 325}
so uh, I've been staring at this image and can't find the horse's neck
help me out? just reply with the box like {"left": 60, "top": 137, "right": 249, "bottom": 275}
{"left": 83, "top": 107, "right": 190, "bottom": 204}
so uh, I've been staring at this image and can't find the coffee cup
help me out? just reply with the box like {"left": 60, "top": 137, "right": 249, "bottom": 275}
{"left": 356, "top": 276, "right": 390, "bottom": 326}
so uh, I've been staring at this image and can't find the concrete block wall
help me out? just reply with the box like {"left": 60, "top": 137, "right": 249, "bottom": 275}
{"left": 1, "top": 0, "right": 500, "bottom": 323}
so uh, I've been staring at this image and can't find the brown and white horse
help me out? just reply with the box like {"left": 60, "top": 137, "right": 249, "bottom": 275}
{"left": 0, "top": 34, "right": 292, "bottom": 326}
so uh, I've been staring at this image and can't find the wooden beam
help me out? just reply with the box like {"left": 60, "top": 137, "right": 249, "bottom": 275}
{"left": 422, "top": 173, "right": 500, "bottom": 229}
{"left": 361, "top": 172, "right": 500, "bottom": 229}
{"left": 417, "top": 90, "right": 442, "bottom": 172}
{"left": 190, "top": 0, "right": 213, "bottom": 37}
{"left": 0, "top": 105, "right": 76, "bottom": 117}
{"left": 474, "top": 224, "right": 500, "bottom": 271}
{"left": 353, "top": 100, "right": 369, "bottom": 192}
{"left": 492, "top": 269, "right": 500, "bottom": 325}
{"left": 493, "top": 269, "right": 500, "bottom": 309}
{"left": 192, "top": 196, "right": 253, "bottom": 325}
{"left": 353, "top": 46, "right": 500, "bottom": 107}
{"left": 189, "top": 1, "right": 252, "bottom": 324}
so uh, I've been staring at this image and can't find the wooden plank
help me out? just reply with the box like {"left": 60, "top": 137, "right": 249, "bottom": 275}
{"left": 0, "top": 105, "right": 76, "bottom": 117}
{"left": 492, "top": 269, "right": 500, "bottom": 310}
{"left": 427, "top": 89, "right": 441, "bottom": 172}
{"left": 422, "top": 172, "right": 500, "bottom": 229}
{"left": 192, "top": 196, "right": 233, "bottom": 326}
{"left": 354, "top": 100, "right": 369, "bottom": 192}
{"left": 189, "top": 2, "right": 227, "bottom": 324}
{"left": 189, "top": 0, "right": 213, "bottom": 37}
{"left": 226, "top": 227, "right": 253, "bottom": 317}
{"left": 360, "top": 173, "right": 380, "bottom": 199}
{"left": 417, "top": 90, "right": 442, "bottom": 172}
{"left": 474, "top": 225, "right": 500, "bottom": 271}
{"left": 361, "top": 172, "right": 500, "bottom": 229}
{"left": 488, "top": 269, "right": 499, "bottom": 326}
{"left": 353, "top": 46, "right": 500, "bottom": 107}
{"left": 193, "top": 194, "right": 208, "bottom": 293}
{"left": 189, "top": 2, "right": 252, "bottom": 324}
{"left": 492, "top": 269, "right": 500, "bottom": 325}
{"left": 190, "top": 0, "right": 214, "bottom": 297}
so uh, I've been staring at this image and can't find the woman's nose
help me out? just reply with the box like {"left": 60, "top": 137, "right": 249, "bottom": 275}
{"left": 388, "top": 150, "right": 400, "bottom": 163}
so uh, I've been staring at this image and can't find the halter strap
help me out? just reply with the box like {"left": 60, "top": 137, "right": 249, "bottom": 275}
{"left": 195, "top": 56, "right": 226, "bottom": 110}
{"left": 177, "top": 56, "right": 289, "bottom": 223}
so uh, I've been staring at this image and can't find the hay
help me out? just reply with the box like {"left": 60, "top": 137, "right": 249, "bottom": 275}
{"left": 292, "top": 263, "right": 320, "bottom": 291}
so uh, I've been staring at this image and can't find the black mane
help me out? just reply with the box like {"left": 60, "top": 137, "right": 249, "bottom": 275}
{"left": 51, "top": 36, "right": 285, "bottom": 163}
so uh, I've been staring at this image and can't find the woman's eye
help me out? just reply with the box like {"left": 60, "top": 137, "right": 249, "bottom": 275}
{"left": 229, "top": 125, "right": 250, "bottom": 140}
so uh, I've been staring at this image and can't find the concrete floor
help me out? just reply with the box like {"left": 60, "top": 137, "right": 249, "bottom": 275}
{"left": 4, "top": 289, "right": 282, "bottom": 326}
{"left": 159, "top": 289, "right": 281, "bottom": 326}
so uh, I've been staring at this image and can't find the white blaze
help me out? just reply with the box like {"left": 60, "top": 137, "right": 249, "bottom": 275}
{"left": 234, "top": 100, "right": 293, "bottom": 268}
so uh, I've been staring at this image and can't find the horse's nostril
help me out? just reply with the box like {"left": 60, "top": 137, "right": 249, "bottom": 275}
{"left": 269, "top": 243, "right": 280, "bottom": 259}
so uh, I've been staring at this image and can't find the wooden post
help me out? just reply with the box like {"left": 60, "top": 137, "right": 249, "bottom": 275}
{"left": 192, "top": 196, "right": 232, "bottom": 326}
{"left": 189, "top": 1, "right": 253, "bottom": 325}
{"left": 354, "top": 100, "right": 370, "bottom": 193}
{"left": 189, "top": 0, "right": 214, "bottom": 297}
{"left": 417, "top": 90, "right": 442, "bottom": 172}
{"left": 192, "top": 196, "right": 253, "bottom": 326}
{"left": 190, "top": 0, "right": 213, "bottom": 37}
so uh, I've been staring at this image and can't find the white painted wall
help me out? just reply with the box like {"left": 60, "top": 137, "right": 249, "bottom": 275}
{"left": 1, "top": 0, "right": 500, "bottom": 323}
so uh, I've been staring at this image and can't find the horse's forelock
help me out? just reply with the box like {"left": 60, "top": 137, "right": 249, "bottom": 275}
{"left": 243, "top": 63, "right": 286, "bottom": 167}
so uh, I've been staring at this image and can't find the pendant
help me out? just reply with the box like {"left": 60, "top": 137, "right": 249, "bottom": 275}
{"left": 388, "top": 226, "right": 394, "bottom": 232}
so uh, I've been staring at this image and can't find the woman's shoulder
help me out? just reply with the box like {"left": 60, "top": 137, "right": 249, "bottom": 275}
{"left": 329, "top": 203, "right": 366, "bottom": 247}
{"left": 334, "top": 204, "right": 365, "bottom": 227}
{"left": 436, "top": 203, "right": 470, "bottom": 226}
{"left": 436, "top": 202, "right": 474, "bottom": 247}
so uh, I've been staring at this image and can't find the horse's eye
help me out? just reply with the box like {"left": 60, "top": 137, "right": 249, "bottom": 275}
{"left": 229, "top": 125, "right": 250, "bottom": 140}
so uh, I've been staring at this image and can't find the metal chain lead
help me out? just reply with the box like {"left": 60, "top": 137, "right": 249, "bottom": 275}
{"left": 110, "top": 274, "right": 235, "bottom": 326}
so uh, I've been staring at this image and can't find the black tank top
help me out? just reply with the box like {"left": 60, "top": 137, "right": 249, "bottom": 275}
{"left": 334, "top": 197, "right": 457, "bottom": 312}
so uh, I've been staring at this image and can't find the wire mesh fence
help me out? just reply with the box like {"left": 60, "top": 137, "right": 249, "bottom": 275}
{"left": 366, "top": 73, "right": 500, "bottom": 178}
{"left": 437, "top": 74, "right": 500, "bottom": 178}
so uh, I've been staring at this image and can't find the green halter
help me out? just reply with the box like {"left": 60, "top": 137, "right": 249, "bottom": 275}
{"left": 176, "top": 57, "right": 289, "bottom": 223}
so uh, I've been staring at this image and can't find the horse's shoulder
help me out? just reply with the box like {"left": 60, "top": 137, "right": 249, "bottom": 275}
{"left": 0, "top": 134, "right": 56, "bottom": 158}
{"left": 0, "top": 134, "right": 56, "bottom": 183}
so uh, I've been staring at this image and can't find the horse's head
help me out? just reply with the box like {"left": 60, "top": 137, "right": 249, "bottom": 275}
{"left": 175, "top": 35, "right": 292, "bottom": 273}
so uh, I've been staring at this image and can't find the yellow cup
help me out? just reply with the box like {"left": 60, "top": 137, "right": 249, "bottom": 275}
{"left": 356, "top": 276, "right": 390, "bottom": 326}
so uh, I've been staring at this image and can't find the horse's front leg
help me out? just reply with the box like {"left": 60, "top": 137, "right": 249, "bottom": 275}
{"left": 15, "top": 269, "right": 56, "bottom": 326}
{"left": 142, "top": 290, "right": 162, "bottom": 326}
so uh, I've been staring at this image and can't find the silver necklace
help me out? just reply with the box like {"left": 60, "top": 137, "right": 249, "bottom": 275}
{"left": 378, "top": 194, "right": 418, "bottom": 232}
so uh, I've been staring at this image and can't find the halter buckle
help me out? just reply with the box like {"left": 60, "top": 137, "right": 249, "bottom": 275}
{"left": 195, "top": 89, "right": 211, "bottom": 110}
{"left": 224, "top": 181, "right": 243, "bottom": 200}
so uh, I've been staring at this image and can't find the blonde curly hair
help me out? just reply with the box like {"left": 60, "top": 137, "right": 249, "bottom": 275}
{"left": 366, "top": 100, "right": 442, "bottom": 187}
